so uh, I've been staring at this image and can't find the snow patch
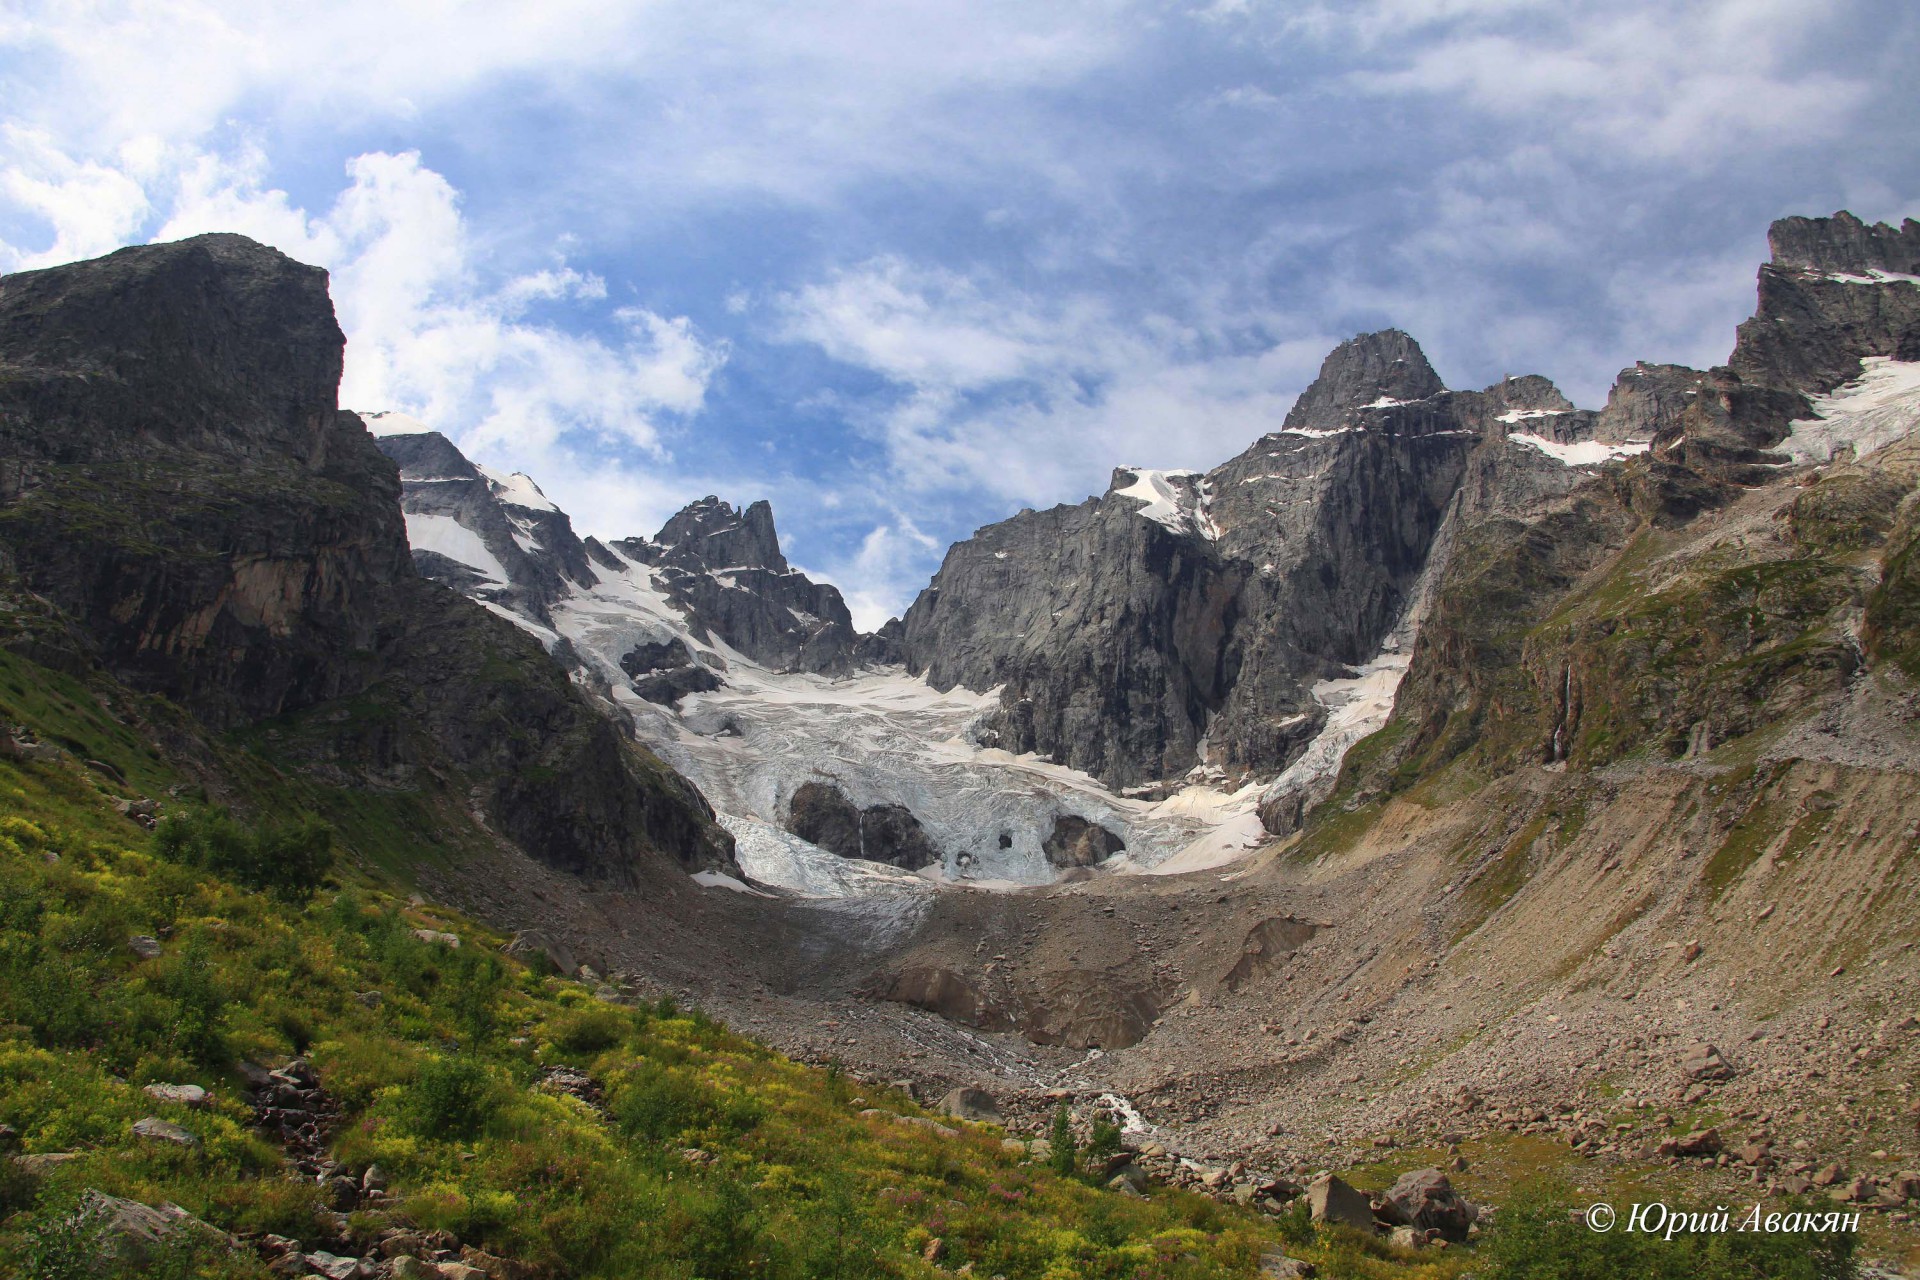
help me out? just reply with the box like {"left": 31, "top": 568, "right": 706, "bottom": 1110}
{"left": 1277, "top": 426, "right": 1354, "bottom": 440}
{"left": 691, "top": 869, "right": 775, "bottom": 896}
{"left": 1776, "top": 357, "right": 1920, "bottom": 465}
{"left": 1509, "top": 434, "right": 1650, "bottom": 467}
{"left": 404, "top": 513, "right": 508, "bottom": 583}
{"left": 478, "top": 465, "right": 558, "bottom": 511}
{"left": 1112, "top": 468, "right": 1218, "bottom": 540}
{"left": 1496, "top": 408, "right": 1567, "bottom": 424}
{"left": 1822, "top": 269, "right": 1920, "bottom": 286}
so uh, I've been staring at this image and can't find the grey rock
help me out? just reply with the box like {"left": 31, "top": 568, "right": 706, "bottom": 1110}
{"left": 142, "top": 1083, "right": 209, "bottom": 1108}
{"left": 412, "top": 928, "right": 461, "bottom": 948}
{"left": 1042, "top": 815, "right": 1125, "bottom": 867}
{"left": 504, "top": 928, "right": 579, "bottom": 977}
{"left": 1306, "top": 1173, "right": 1376, "bottom": 1232}
{"left": 127, "top": 935, "right": 164, "bottom": 959}
{"left": 1379, "top": 1167, "right": 1474, "bottom": 1241}
{"left": 1257, "top": 1252, "right": 1317, "bottom": 1279}
{"left": 935, "top": 1087, "right": 1003, "bottom": 1123}
{"left": 76, "top": 1191, "right": 233, "bottom": 1268}
{"left": 131, "top": 1117, "right": 201, "bottom": 1147}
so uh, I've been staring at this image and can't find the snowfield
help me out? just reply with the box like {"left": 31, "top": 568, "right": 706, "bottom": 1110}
{"left": 1778, "top": 357, "right": 1920, "bottom": 466}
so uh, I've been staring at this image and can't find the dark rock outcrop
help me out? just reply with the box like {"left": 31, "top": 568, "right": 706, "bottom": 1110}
{"left": 786, "top": 780, "right": 939, "bottom": 870}
{"left": 1042, "top": 815, "right": 1125, "bottom": 867}
{"left": 0, "top": 233, "right": 736, "bottom": 883}
{"left": 612, "top": 496, "right": 864, "bottom": 674}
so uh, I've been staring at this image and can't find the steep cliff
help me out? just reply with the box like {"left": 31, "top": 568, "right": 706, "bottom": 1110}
{"left": 0, "top": 234, "right": 736, "bottom": 884}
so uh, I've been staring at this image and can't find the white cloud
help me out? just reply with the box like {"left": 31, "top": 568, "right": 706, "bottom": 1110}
{"left": 776, "top": 256, "right": 1328, "bottom": 507}
{"left": 149, "top": 149, "right": 727, "bottom": 468}
{"left": 1331, "top": 0, "right": 1870, "bottom": 159}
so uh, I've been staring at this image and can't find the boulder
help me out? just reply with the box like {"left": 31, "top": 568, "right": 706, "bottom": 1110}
{"left": 936, "top": 1087, "right": 1004, "bottom": 1124}
{"left": 1681, "top": 1043, "right": 1733, "bottom": 1082}
{"left": 1042, "top": 815, "right": 1126, "bottom": 868}
{"left": 142, "top": 1083, "right": 209, "bottom": 1109}
{"left": 76, "top": 1191, "right": 233, "bottom": 1267}
{"left": 412, "top": 928, "right": 461, "bottom": 948}
{"left": 127, "top": 935, "right": 164, "bottom": 960}
{"left": 1379, "top": 1167, "right": 1474, "bottom": 1241}
{"left": 504, "top": 928, "right": 578, "bottom": 976}
{"left": 1657, "top": 1128, "right": 1721, "bottom": 1158}
{"left": 131, "top": 1117, "right": 200, "bottom": 1148}
{"left": 1306, "top": 1174, "right": 1376, "bottom": 1233}
{"left": 1257, "top": 1250, "right": 1317, "bottom": 1278}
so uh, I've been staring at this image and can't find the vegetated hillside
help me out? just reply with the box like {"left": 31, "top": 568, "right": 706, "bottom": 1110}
{"left": 0, "top": 642, "right": 1858, "bottom": 1279}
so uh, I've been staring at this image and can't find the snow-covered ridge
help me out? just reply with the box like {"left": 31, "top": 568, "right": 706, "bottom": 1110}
{"left": 1509, "top": 434, "right": 1650, "bottom": 467}
{"left": 1777, "top": 357, "right": 1920, "bottom": 465}
{"left": 478, "top": 466, "right": 557, "bottom": 512}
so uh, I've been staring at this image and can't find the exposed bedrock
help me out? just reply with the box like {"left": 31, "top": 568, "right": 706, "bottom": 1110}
{"left": 786, "top": 781, "right": 940, "bottom": 870}
{"left": 1042, "top": 815, "right": 1126, "bottom": 867}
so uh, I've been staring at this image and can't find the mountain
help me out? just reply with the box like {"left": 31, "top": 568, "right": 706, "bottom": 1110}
{"left": 897, "top": 330, "right": 1646, "bottom": 794}
{"left": 0, "top": 234, "right": 737, "bottom": 885}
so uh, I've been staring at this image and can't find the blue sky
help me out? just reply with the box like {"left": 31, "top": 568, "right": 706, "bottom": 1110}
{"left": 3, "top": 1, "right": 1916, "bottom": 627}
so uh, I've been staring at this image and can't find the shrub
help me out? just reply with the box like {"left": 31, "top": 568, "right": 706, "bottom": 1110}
{"left": 152, "top": 811, "right": 332, "bottom": 902}
{"left": 1084, "top": 1117, "right": 1122, "bottom": 1178}
{"left": 1048, "top": 1103, "right": 1077, "bottom": 1179}
{"left": 408, "top": 1055, "right": 496, "bottom": 1141}
{"left": 549, "top": 1008, "right": 627, "bottom": 1057}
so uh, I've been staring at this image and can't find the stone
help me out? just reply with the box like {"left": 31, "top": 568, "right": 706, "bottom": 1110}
{"left": 503, "top": 929, "right": 579, "bottom": 977}
{"left": 1306, "top": 1174, "right": 1376, "bottom": 1233}
{"left": 142, "top": 1083, "right": 209, "bottom": 1109}
{"left": 1681, "top": 1043, "right": 1733, "bottom": 1082}
{"left": 1812, "top": 1162, "right": 1845, "bottom": 1188}
{"left": 127, "top": 935, "right": 164, "bottom": 959}
{"left": 936, "top": 1087, "right": 1003, "bottom": 1124}
{"left": 412, "top": 929, "right": 461, "bottom": 948}
{"left": 1042, "top": 815, "right": 1126, "bottom": 868}
{"left": 1379, "top": 1168, "right": 1474, "bottom": 1241}
{"left": 1257, "top": 1250, "right": 1317, "bottom": 1278}
{"left": 302, "top": 1253, "right": 371, "bottom": 1280}
{"left": 13, "top": 1152, "right": 82, "bottom": 1174}
{"left": 131, "top": 1117, "right": 201, "bottom": 1148}
{"left": 76, "top": 1191, "right": 233, "bottom": 1267}
{"left": 355, "top": 991, "right": 383, "bottom": 1008}
{"left": 1657, "top": 1128, "right": 1721, "bottom": 1159}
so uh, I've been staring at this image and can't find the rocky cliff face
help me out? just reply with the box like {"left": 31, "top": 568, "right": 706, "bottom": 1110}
{"left": 0, "top": 234, "right": 736, "bottom": 884}
{"left": 900, "top": 330, "right": 1635, "bottom": 789}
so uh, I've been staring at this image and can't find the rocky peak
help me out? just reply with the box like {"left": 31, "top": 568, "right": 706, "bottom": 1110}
{"left": 651, "top": 496, "right": 790, "bottom": 574}
{"left": 375, "top": 430, "right": 484, "bottom": 482}
{"left": 0, "top": 232, "right": 345, "bottom": 466}
{"left": 1282, "top": 329, "right": 1445, "bottom": 431}
{"left": 1768, "top": 210, "right": 1920, "bottom": 277}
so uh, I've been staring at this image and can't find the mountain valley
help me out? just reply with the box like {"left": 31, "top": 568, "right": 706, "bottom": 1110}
{"left": 3, "top": 212, "right": 1919, "bottom": 1277}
